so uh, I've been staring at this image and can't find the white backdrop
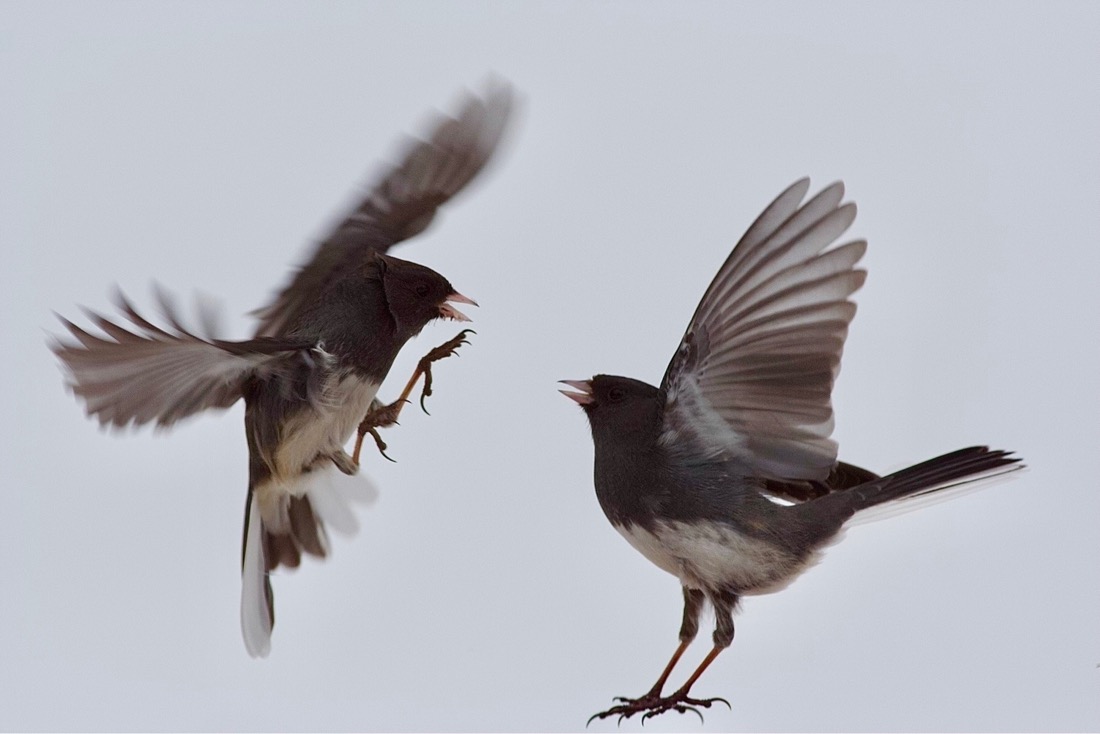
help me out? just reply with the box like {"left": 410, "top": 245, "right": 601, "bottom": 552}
{"left": 2, "top": 2, "right": 1097, "bottom": 731}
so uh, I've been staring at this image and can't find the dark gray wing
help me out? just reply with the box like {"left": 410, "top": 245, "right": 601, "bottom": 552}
{"left": 659, "top": 179, "right": 866, "bottom": 481}
{"left": 252, "top": 82, "right": 514, "bottom": 337}
{"left": 53, "top": 287, "right": 313, "bottom": 429}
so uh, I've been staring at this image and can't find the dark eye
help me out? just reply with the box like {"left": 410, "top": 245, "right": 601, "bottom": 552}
{"left": 607, "top": 386, "right": 626, "bottom": 403}
{"left": 415, "top": 283, "right": 431, "bottom": 297}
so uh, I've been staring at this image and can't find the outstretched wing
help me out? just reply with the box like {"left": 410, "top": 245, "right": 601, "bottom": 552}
{"left": 53, "top": 287, "right": 312, "bottom": 429}
{"left": 252, "top": 82, "right": 514, "bottom": 337}
{"left": 659, "top": 179, "right": 866, "bottom": 481}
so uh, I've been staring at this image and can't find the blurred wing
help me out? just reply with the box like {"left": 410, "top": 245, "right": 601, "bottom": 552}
{"left": 659, "top": 179, "right": 866, "bottom": 480}
{"left": 53, "top": 287, "right": 311, "bottom": 429}
{"left": 253, "top": 82, "right": 514, "bottom": 336}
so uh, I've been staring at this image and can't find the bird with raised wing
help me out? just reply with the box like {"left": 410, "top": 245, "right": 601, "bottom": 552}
{"left": 52, "top": 82, "right": 514, "bottom": 658}
{"left": 560, "top": 178, "right": 1021, "bottom": 723}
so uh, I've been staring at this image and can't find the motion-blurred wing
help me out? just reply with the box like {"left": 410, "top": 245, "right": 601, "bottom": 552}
{"left": 253, "top": 82, "right": 514, "bottom": 337}
{"left": 53, "top": 287, "right": 310, "bottom": 429}
{"left": 659, "top": 179, "right": 866, "bottom": 481}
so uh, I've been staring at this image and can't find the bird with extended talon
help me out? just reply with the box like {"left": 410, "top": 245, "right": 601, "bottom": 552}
{"left": 52, "top": 81, "right": 514, "bottom": 657}
{"left": 351, "top": 327, "right": 476, "bottom": 464}
{"left": 562, "top": 178, "right": 1022, "bottom": 723}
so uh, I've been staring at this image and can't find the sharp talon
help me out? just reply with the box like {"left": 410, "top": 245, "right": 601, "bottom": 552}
{"left": 686, "top": 706, "right": 704, "bottom": 724}
{"left": 684, "top": 695, "right": 727, "bottom": 710}
{"left": 368, "top": 427, "right": 396, "bottom": 463}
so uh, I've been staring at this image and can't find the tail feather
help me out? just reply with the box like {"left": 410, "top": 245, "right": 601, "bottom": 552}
{"left": 288, "top": 495, "right": 328, "bottom": 558}
{"left": 841, "top": 446, "right": 1022, "bottom": 520}
{"left": 241, "top": 492, "right": 273, "bottom": 658}
{"left": 239, "top": 467, "right": 379, "bottom": 658}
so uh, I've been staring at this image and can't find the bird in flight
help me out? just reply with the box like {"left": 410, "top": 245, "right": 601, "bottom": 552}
{"left": 52, "top": 81, "right": 515, "bottom": 658}
{"left": 561, "top": 178, "right": 1021, "bottom": 723}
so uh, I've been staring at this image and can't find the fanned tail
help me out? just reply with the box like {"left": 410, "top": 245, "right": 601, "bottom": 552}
{"left": 239, "top": 467, "right": 379, "bottom": 658}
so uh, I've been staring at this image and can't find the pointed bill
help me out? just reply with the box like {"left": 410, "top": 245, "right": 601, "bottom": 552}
{"left": 439, "top": 291, "right": 478, "bottom": 322}
{"left": 558, "top": 379, "right": 594, "bottom": 405}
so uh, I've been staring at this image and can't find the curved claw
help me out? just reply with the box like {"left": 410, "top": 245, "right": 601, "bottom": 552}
{"left": 367, "top": 427, "right": 397, "bottom": 463}
{"left": 416, "top": 329, "right": 477, "bottom": 415}
{"left": 588, "top": 691, "right": 729, "bottom": 726}
{"left": 585, "top": 711, "right": 610, "bottom": 728}
{"left": 684, "top": 695, "right": 729, "bottom": 710}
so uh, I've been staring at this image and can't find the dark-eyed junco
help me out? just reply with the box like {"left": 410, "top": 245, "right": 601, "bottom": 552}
{"left": 560, "top": 178, "right": 1022, "bottom": 723}
{"left": 52, "top": 82, "right": 514, "bottom": 657}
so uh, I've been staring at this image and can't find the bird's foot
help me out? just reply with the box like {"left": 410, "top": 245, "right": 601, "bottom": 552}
{"left": 353, "top": 400, "right": 407, "bottom": 463}
{"left": 415, "top": 329, "right": 474, "bottom": 414}
{"left": 587, "top": 690, "right": 729, "bottom": 726}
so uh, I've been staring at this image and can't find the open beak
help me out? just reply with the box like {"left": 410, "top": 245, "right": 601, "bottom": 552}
{"left": 439, "top": 291, "right": 478, "bottom": 323}
{"left": 558, "top": 379, "right": 594, "bottom": 405}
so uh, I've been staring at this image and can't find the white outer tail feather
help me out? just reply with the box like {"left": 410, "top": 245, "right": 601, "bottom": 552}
{"left": 846, "top": 464, "right": 1025, "bottom": 527}
{"left": 240, "top": 466, "right": 379, "bottom": 658}
{"left": 241, "top": 497, "right": 271, "bottom": 658}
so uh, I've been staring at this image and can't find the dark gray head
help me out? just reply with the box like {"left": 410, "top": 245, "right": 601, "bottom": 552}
{"left": 373, "top": 252, "right": 475, "bottom": 336}
{"left": 560, "top": 374, "right": 663, "bottom": 444}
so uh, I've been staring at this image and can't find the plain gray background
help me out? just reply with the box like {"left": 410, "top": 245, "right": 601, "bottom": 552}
{"left": 2, "top": 1, "right": 1098, "bottom": 731}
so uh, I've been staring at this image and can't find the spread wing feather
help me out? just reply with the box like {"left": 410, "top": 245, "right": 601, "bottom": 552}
{"left": 53, "top": 286, "right": 313, "bottom": 429}
{"left": 660, "top": 179, "right": 866, "bottom": 480}
{"left": 252, "top": 82, "right": 514, "bottom": 337}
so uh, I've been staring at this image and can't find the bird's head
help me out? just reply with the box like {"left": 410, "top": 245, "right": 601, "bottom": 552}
{"left": 559, "top": 374, "right": 662, "bottom": 439}
{"left": 373, "top": 252, "right": 477, "bottom": 335}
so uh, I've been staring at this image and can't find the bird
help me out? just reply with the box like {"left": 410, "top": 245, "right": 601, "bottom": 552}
{"left": 51, "top": 82, "right": 515, "bottom": 658}
{"left": 559, "top": 177, "right": 1022, "bottom": 723}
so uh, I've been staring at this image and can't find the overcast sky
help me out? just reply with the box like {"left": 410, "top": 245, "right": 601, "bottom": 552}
{"left": 2, "top": 2, "right": 1098, "bottom": 731}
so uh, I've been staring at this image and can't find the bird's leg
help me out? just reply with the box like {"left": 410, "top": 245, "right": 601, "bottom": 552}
{"left": 353, "top": 399, "right": 402, "bottom": 464}
{"left": 351, "top": 329, "right": 474, "bottom": 463}
{"left": 588, "top": 588, "right": 708, "bottom": 725}
{"left": 408, "top": 328, "right": 475, "bottom": 414}
{"left": 633, "top": 590, "right": 737, "bottom": 724}
{"left": 637, "top": 645, "right": 729, "bottom": 723}
{"left": 626, "top": 588, "right": 705, "bottom": 700}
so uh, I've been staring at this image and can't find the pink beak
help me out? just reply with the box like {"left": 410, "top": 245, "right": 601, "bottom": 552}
{"left": 439, "top": 291, "right": 478, "bottom": 322}
{"left": 558, "top": 379, "right": 594, "bottom": 405}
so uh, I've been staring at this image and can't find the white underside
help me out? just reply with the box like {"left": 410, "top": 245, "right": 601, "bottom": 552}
{"left": 253, "top": 373, "right": 380, "bottom": 530}
{"left": 616, "top": 519, "right": 813, "bottom": 596}
{"left": 241, "top": 372, "right": 382, "bottom": 658}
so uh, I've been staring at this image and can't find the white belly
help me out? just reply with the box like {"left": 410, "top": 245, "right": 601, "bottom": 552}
{"left": 615, "top": 519, "right": 805, "bottom": 595}
{"left": 254, "top": 373, "right": 380, "bottom": 530}
{"left": 274, "top": 373, "right": 380, "bottom": 480}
